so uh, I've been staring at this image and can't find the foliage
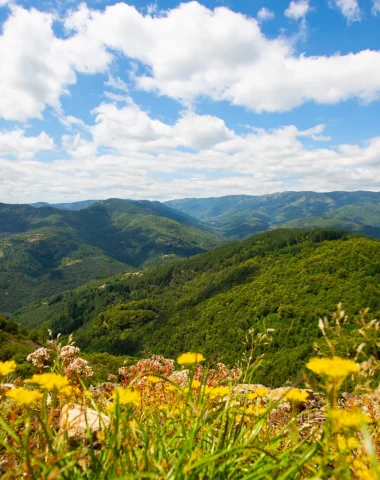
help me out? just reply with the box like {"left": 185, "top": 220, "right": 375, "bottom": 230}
{"left": 0, "top": 199, "right": 221, "bottom": 311}
{"left": 0, "top": 313, "right": 379, "bottom": 479}
{"left": 166, "top": 191, "right": 380, "bottom": 239}
{"left": 15, "top": 229, "right": 380, "bottom": 386}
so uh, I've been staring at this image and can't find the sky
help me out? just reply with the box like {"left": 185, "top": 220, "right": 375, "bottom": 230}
{"left": 0, "top": 0, "right": 380, "bottom": 203}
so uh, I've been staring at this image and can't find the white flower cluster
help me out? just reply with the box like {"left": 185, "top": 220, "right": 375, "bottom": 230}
{"left": 26, "top": 348, "right": 50, "bottom": 370}
{"left": 64, "top": 357, "right": 93, "bottom": 380}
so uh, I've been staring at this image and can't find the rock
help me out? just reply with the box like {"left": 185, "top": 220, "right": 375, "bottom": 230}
{"left": 234, "top": 384, "right": 266, "bottom": 394}
{"left": 0, "top": 383, "right": 15, "bottom": 393}
{"left": 59, "top": 404, "right": 110, "bottom": 441}
{"left": 0, "top": 458, "right": 8, "bottom": 476}
{"left": 269, "top": 388, "right": 289, "bottom": 400}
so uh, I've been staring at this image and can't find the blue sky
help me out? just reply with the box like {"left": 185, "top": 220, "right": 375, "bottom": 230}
{"left": 0, "top": 0, "right": 380, "bottom": 203}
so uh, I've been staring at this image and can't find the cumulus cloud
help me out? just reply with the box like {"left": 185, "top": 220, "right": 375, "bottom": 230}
{"left": 1, "top": 101, "right": 380, "bottom": 203}
{"left": 1, "top": 2, "right": 380, "bottom": 120}
{"left": 0, "top": 5, "right": 110, "bottom": 121}
{"left": 330, "top": 0, "right": 362, "bottom": 23}
{"left": 285, "top": 0, "right": 310, "bottom": 20}
{"left": 62, "top": 2, "right": 380, "bottom": 113}
{"left": 0, "top": 129, "right": 54, "bottom": 159}
{"left": 257, "top": 7, "right": 274, "bottom": 21}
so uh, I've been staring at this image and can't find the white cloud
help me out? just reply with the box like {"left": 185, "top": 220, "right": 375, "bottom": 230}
{"left": 62, "top": 2, "right": 380, "bottom": 113}
{"left": 372, "top": 0, "right": 380, "bottom": 15}
{"left": 175, "top": 113, "right": 234, "bottom": 150}
{"left": 1, "top": 2, "right": 379, "bottom": 121}
{"left": 285, "top": 0, "right": 310, "bottom": 20}
{"left": 0, "top": 129, "right": 54, "bottom": 159}
{"left": 0, "top": 5, "right": 111, "bottom": 121}
{"left": 330, "top": 0, "right": 362, "bottom": 23}
{"left": 257, "top": 7, "right": 274, "bottom": 21}
{"left": 2, "top": 102, "right": 380, "bottom": 204}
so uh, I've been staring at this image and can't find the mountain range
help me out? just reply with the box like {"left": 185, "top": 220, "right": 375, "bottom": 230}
{"left": 0, "top": 199, "right": 220, "bottom": 311}
{"left": 2, "top": 190, "right": 380, "bottom": 315}
{"left": 166, "top": 191, "right": 380, "bottom": 238}
{"left": 15, "top": 228, "right": 380, "bottom": 386}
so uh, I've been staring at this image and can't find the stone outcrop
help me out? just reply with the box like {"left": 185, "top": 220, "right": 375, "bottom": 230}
{"left": 59, "top": 403, "right": 110, "bottom": 441}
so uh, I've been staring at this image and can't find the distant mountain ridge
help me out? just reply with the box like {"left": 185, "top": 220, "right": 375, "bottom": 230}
{"left": 0, "top": 199, "right": 221, "bottom": 311}
{"left": 30, "top": 200, "right": 99, "bottom": 211}
{"left": 165, "top": 191, "right": 380, "bottom": 238}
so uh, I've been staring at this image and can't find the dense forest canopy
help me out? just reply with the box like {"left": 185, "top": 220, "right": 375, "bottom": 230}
{"left": 14, "top": 228, "right": 380, "bottom": 386}
{"left": 0, "top": 199, "right": 221, "bottom": 311}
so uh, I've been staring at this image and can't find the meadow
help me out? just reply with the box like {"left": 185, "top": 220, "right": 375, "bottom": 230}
{"left": 0, "top": 306, "right": 379, "bottom": 479}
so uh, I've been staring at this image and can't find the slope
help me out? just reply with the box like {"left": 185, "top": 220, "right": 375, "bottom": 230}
{"left": 0, "top": 200, "right": 221, "bottom": 311}
{"left": 165, "top": 191, "right": 380, "bottom": 238}
{"left": 17, "top": 229, "right": 380, "bottom": 386}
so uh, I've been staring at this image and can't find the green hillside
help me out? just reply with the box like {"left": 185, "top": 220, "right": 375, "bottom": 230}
{"left": 0, "top": 199, "right": 221, "bottom": 311}
{"left": 17, "top": 229, "right": 380, "bottom": 386}
{"left": 166, "top": 191, "right": 380, "bottom": 238}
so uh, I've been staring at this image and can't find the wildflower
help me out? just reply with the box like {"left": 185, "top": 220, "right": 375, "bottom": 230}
{"left": 60, "top": 386, "right": 81, "bottom": 397}
{"left": 177, "top": 353, "right": 205, "bottom": 365}
{"left": 206, "top": 386, "right": 231, "bottom": 398}
{"left": 247, "top": 392, "right": 257, "bottom": 401}
{"left": 0, "top": 360, "right": 16, "bottom": 376}
{"left": 26, "top": 348, "right": 50, "bottom": 370}
{"left": 146, "top": 375, "right": 160, "bottom": 384}
{"left": 6, "top": 387, "right": 43, "bottom": 405}
{"left": 285, "top": 389, "right": 309, "bottom": 403}
{"left": 330, "top": 409, "right": 372, "bottom": 430}
{"left": 190, "top": 379, "right": 201, "bottom": 389}
{"left": 306, "top": 357, "right": 359, "bottom": 378}
{"left": 255, "top": 387, "right": 269, "bottom": 397}
{"left": 113, "top": 388, "right": 140, "bottom": 406}
{"left": 26, "top": 373, "right": 69, "bottom": 391}
{"left": 337, "top": 434, "right": 358, "bottom": 451}
{"left": 59, "top": 345, "right": 80, "bottom": 365}
{"left": 64, "top": 357, "right": 93, "bottom": 380}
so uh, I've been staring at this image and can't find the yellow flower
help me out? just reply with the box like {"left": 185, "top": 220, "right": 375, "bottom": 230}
{"left": 166, "top": 385, "right": 177, "bottom": 392}
{"left": 191, "top": 379, "right": 201, "bottom": 389}
{"left": 60, "top": 386, "right": 81, "bottom": 397}
{"left": 306, "top": 357, "right": 359, "bottom": 378}
{"left": 146, "top": 375, "right": 160, "bottom": 384}
{"left": 26, "top": 373, "right": 69, "bottom": 391}
{"left": 255, "top": 387, "right": 269, "bottom": 397}
{"left": 285, "top": 389, "right": 309, "bottom": 403}
{"left": 247, "top": 392, "right": 257, "bottom": 401}
{"left": 330, "top": 409, "right": 372, "bottom": 430}
{"left": 206, "top": 386, "right": 231, "bottom": 398}
{"left": 112, "top": 388, "right": 140, "bottom": 406}
{"left": 177, "top": 352, "right": 205, "bottom": 365}
{"left": 6, "top": 387, "right": 43, "bottom": 405}
{"left": 337, "top": 434, "right": 359, "bottom": 451}
{"left": 0, "top": 360, "right": 16, "bottom": 376}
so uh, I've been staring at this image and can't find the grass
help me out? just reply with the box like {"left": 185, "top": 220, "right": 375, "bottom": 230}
{"left": 0, "top": 306, "right": 379, "bottom": 479}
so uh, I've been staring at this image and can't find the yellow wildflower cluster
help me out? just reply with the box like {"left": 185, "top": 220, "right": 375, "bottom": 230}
{"left": 285, "top": 388, "right": 309, "bottom": 403}
{"left": 177, "top": 352, "right": 205, "bottom": 365}
{"left": 113, "top": 388, "right": 141, "bottom": 406}
{"left": 0, "top": 360, "right": 16, "bottom": 376}
{"left": 336, "top": 434, "right": 359, "bottom": 451}
{"left": 204, "top": 386, "right": 231, "bottom": 398}
{"left": 306, "top": 357, "right": 359, "bottom": 378}
{"left": 330, "top": 409, "right": 372, "bottom": 430}
{"left": 26, "top": 373, "right": 69, "bottom": 391}
{"left": 6, "top": 387, "right": 43, "bottom": 405}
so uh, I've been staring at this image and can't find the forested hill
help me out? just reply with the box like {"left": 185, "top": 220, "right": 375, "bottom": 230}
{"left": 165, "top": 191, "right": 380, "bottom": 239}
{"left": 17, "top": 229, "right": 380, "bottom": 386}
{"left": 0, "top": 199, "right": 221, "bottom": 311}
